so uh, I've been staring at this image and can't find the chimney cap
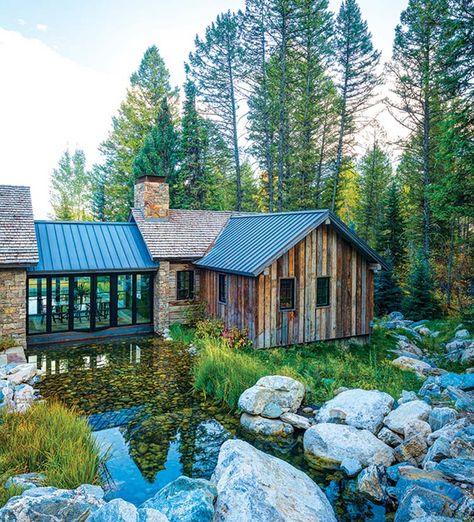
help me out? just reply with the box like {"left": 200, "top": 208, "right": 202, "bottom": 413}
{"left": 135, "top": 175, "right": 167, "bottom": 184}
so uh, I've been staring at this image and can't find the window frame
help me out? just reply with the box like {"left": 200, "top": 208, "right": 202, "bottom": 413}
{"left": 176, "top": 270, "right": 195, "bottom": 301}
{"left": 279, "top": 277, "right": 296, "bottom": 312}
{"left": 218, "top": 273, "right": 227, "bottom": 304}
{"left": 316, "top": 276, "right": 330, "bottom": 307}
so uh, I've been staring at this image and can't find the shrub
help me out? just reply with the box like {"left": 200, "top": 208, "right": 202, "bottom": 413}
{"left": 168, "top": 323, "right": 195, "bottom": 345}
{"left": 195, "top": 318, "right": 225, "bottom": 339}
{"left": 221, "top": 326, "right": 251, "bottom": 350}
{"left": 183, "top": 300, "right": 208, "bottom": 326}
{"left": 0, "top": 337, "right": 17, "bottom": 352}
{"left": 0, "top": 402, "right": 102, "bottom": 492}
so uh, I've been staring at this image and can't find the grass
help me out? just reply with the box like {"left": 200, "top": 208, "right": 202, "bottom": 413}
{"left": 0, "top": 402, "right": 102, "bottom": 506}
{"left": 193, "top": 328, "right": 422, "bottom": 410}
{"left": 169, "top": 323, "right": 195, "bottom": 345}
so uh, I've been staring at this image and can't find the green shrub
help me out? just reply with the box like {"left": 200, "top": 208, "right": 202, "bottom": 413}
{"left": 0, "top": 337, "right": 17, "bottom": 352}
{"left": 195, "top": 318, "right": 225, "bottom": 339}
{"left": 0, "top": 402, "right": 102, "bottom": 493}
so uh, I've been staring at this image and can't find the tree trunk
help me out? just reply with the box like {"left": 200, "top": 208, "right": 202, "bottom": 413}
{"left": 422, "top": 95, "right": 431, "bottom": 258}
{"left": 315, "top": 111, "right": 328, "bottom": 207}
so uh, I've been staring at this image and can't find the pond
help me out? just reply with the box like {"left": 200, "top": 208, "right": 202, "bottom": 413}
{"left": 27, "top": 336, "right": 388, "bottom": 521}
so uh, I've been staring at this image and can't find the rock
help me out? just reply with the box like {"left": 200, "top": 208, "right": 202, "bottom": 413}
{"left": 138, "top": 508, "right": 170, "bottom": 522}
{"left": 280, "top": 412, "right": 311, "bottom": 430}
{"left": 394, "top": 435, "right": 428, "bottom": 465}
{"left": 404, "top": 420, "right": 432, "bottom": 441}
{"left": 438, "top": 372, "right": 474, "bottom": 391}
{"left": 240, "top": 413, "right": 294, "bottom": 437}
{"left": 455, "top": 329, "right": 470, "bottom": 340}
{"left": 391, "top": 356, "right": 433, "bottom": 377}
{"left": 449, "top": 426, "right": 474, "bottom": 459}
{"left": 423, "top": 437, "right": 452, "bottom": 466}
{"left": 384, "top": 400, "right": 432, "bottom": 435}
{"left": 427, "top": 418, "right": 471, "bottom": 445}
{"left": 304, "top": 423, "right": 394, "bottom": 470}
{"left": 340, "top": 458, "right": 362, "bottom": 477}
{"left": 315, "top": 388, "right": 394, "bottom": 433}
{"left": 0, "top": 485, "right": 105, "bottom": 521}
{"left": 419, "top": 379, "right": 442, "bottom": 399}
{"left": 399, "top": 390, "right": 419, "bottom": 404}
{"left": 387, "top": 462, "right": 410, "bottom": 483}
{"left": 435, "top": 458, "right": 474, "bottom": 485}
{"left": 5, "top": 473, "right": 46, "bottom": 491}
{"left": 142, "top": 476, "right": 216, "bottom": 522}
{"left": 394, "top": 486, "right": 456, "bottom": 522}
{"left": 389, "top": 311, "right": 404, "bottom": 320}
{"left": 416, "top": 327, "right": 435, "bottom": 337}
{"left": 13, "top": 384, "right": 36, "bottom": 412}
{"left": 302, "top": 406, "right": 314, "bottom": 414}
{"left": 445, "top": 386, "right": 474, "bottom": 412}
{"left": 460, "top": 348, "right": 474, "bottom": 364}
{"left": 212, "top": 439, "right": 337, "bottom": 522}
{"left": 456, "top": 495, "right": 474, "bottom": 520}
{"left": 377, "top": 427, "right": 403, "bottom": 447}
{"left": 333, "top": 386, "right": 349, "bottom": 395}
{"left": 192, "top": 419, "right": 231, "bottom": 479}
{"left": 5, "top": 363, "right": 42, "bottom": 385}
{"left": 238, "top": 375, "right": 305, "bottom": 418}
{"left": 428, "top": 407, "right": 457, "bottom": 432}
{"left": 466, "top": 367, "right": 474, "bottom": 374}
{"left": 87, "top": 499, "right": 169, "bottom": 522}
{"left": 357, "top": 465, "right": 387, "bottom": 503}
{"left": 397, "top": 340, "right": 424, "bottom": 357}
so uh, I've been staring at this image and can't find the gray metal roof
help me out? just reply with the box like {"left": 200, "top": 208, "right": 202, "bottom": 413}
{"left": 195, "top": 210, "right": 388, "bottom": 276}
{"left": 29, "top": 221, "right": 157, "bottom": 274}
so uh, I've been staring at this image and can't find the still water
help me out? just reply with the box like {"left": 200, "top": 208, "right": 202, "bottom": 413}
{"left": 27, "top": 336, "right": 387, "bottom": 520}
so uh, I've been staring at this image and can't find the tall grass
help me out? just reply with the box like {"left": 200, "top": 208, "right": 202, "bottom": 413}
{"left": 0, "top": 402, "right": 101, "bottom": 495}
{"left": 169, "top": 323, "right": 195, "bottom": 345}
{"left": 193, "top": 330, "right": 421, "bottom": 410}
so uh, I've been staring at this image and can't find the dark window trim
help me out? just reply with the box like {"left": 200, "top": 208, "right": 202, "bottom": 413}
{"left": 26, "top": 272, "right": 154, "bottom": 336}
{"left": 176, "top": 270, "right": 195, "bottom": 301}
{"left": 316, "top": 276, "right": 331, "bottom": 307}
{"left": 279, "top": 277, "right": 296, "bottom": 312}
{"left": 218, "top": 273, "right": 227, "bottom": 304}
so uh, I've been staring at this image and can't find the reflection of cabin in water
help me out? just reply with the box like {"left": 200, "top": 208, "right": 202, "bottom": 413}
{"left": 0, "top": 179, "right": 386, "bottom": 348}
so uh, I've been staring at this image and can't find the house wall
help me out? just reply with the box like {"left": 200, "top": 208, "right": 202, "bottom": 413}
{"left": 0, "top": 268, "right": 27, "bottom": 348}
{"left": 168, "top": 262, "right": 200, "bottom": 324}
{"left": 199, "top": 224, "right": 374, "bottom": 348}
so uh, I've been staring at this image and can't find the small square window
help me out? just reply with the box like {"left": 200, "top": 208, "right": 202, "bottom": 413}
{"left": 177, "top": 270, "right": 194, "bottom": 300}
{"left": 218, "top": 274, "right": 227, "bottom": 304}
{"left": 279, "top": 278, "right": 295, "bottom": 311}
{"left": 316, "top": 277, "right": 330, "bottom": 307}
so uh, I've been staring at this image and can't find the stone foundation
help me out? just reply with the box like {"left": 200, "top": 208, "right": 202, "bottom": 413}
{"left": 154, "top": 261, "right": 170, "bottom": 333}
{"left": 0, "top": 269, "right": 27, "bottom": 348}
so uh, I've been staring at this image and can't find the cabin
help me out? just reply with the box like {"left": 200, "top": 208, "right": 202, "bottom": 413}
{"left": 0, "top": 176, "right": 387, "bottom": 349}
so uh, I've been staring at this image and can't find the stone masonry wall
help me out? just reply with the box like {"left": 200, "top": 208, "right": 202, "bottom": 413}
{"left": 154, "top": 261, "right": 170, "bottom": 333}
{"left": 0, "top": 269, "right": 27, "bottom": 348}
{"left": 134, "top": 178, "right": 169, "bottom": 219}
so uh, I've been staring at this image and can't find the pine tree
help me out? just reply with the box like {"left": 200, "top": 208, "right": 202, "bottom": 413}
{"left": 189, "top": 11, "right": 245, "bottom": 210}
{"left": 90, "top": 165, "right": 107, "bottom": 221}
{"left": 374, "top": 256, "right": 403, "bottom": 316}
{"left": 100, "top": 46, "right": 177, "bottom": 220}
{"left": 331, "top": 0, "right": 381, "bottom": 211}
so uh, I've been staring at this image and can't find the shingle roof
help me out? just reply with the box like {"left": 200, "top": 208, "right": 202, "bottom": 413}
{"left": 0, "top": 185, "right": 39, "bottom": 266}
{"left": 131, "top": 208, "right": 246, "bottom": 259}
{"left": 29, "top": 221, "right": 157, "bottom": 273}
{"left": 195, "top": 210, "right": 388, "bottom": 276}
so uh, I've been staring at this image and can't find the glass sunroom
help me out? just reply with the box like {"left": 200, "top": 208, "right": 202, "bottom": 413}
{"left": 27, "top": 221, "right": 157, "bottom": 341}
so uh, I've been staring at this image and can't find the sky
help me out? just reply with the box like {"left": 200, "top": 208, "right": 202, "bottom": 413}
{"left": 0, "top": 0, "right": 408, "bottom": 218}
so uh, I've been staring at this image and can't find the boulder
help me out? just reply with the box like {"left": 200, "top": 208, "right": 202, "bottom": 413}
{"left": 357, "top": 465, "right": 387, "bottom": 503}
{"left": 240, "top": 413, "right": 294, "bottom": 437}
{"left": 13, "top": 384, "right": 36, "bottom": 413}
{"left": 315, "top": 388, "right": 394, "bottom": 433}
{"left": 391, "top": 357, "right": 433, "bottom": 377}
{"left": 449, "top": 426, "right": 474, "bottom": 459}
{"left": 446, "top": 386, "right": 474, "bottom": 412}
{"left": 397, "top": 340, "right": 424, "bottom": 357}
{"left": 280, "top": 412, "right": 311, "bottom": 430}
{"left": 212, "top": 439, "right": 337, "bottom": 522}
{"left": 455, "top": 329, "right": 470, "bottom": 340}
{"left": 404, "top": 420, "right": 432, "bottom": 441}
{"left": 427, "top": 418, "right": 471, "bottom": 445}
{"left": 5, "top": 473, "right": 46, "bottom": 491}
{"left": 87, "top": 499, "right": 169, "bottom": 522}
{"left": 142, "top": 476, "right": 216, "bottom": 522}
{"left": 377, "top": 427, "right": 403, "bottom": 447}
{"left": 418, "top": 380, "right": 442, "bottom": 399}
{"left": 428, "top": 407, "right": 457, "bottom": 432}
{"left": 460, "top": 348, "right": 474, "bottom": 365}
{"left": 5, "top": 363, "right": 42, "bottom": 385}
{"left": 394, "top": 435, "right": 428, "bottom": 465}
{"left": 423, "top": 437, "right": 451, "bottom": 466}
{"left": 399, "top": 390, "right": 419, "bottom": 404}
{"left": 389, "top": 311, "right": 404, "bottom": 320}
{"left": 384, "top": 400, "right": 432, "bottom": 435}
{"left": 394, "top": 486, "right": 456, "bottom": 522}
{"left": 238, "top": 375, "right": 305, "bottom": 418}
{"left": 438, "top": 372, "right": 474, "bottom": 391}
{"left": 386, "top": 463, "right": 410, "bottom": 483}
{"left": 192, "top": 419, "right": 231, "bottom": 479}
{"left": 435, "top": 458, "right": 474, "bottom": 485}
{"left": 304, "top": 423, "right": 394, "bottom": 470}
{"left": 340, "top": 458, "right": 362, "bottom": 477}
{"left": 0, "top": 485, "right": 105, "bottom": 522}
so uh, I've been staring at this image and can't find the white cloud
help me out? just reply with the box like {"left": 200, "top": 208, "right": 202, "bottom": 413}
{"left": 0, "top": 28, "right": 126, "bottom": 218}
{"left": 36, "top": 23, "right": 48, "bottom": 32}
{"left": 18, "top": 19, "right": 26, "bottom": 26}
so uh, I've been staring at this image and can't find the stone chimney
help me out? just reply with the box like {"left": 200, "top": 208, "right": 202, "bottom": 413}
{"left": 134, "top": 175, "right": 169, "bottom": 219}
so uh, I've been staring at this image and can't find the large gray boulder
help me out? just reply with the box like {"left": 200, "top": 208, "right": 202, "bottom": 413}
{"left": 212, "top": 439, "right": 336, "bottom": 522}
{"left": 0, "top": 485, "right": 105, "bottom": 522}
{"left": 428, "top": 407, "right": 457, "bottom": 432}
{"left": 395, "top": 486, "right": 457, "bottom": 522}
{"left": 303, "top": 423, "right": 394, "bottom": 470}
{"left": 356, "top": 465, "right": 387, "bottom": 503}
{"left": 240, "top": 413, "right": 294, "bottom": 437}
{"left": 238, "top": 375, "right": 305, "bottom": 418}
{"left": 87, "top": 499, "right": 168, "bottom": 522}
{"left": 427, "top": 418, "right": 471, "bottom": 446}
{"left": 142, "top": 476, "right": 216, "bottom": 522}
{"left": 315, "top": 388, "right": 394, "bottom": 433}
{"left": 383, "top": 400, "right": 432, "bottom": 435}
{"left": 435, "top": 458, "right": 474, "bottom": 485}
{"left": 391, "top": 357, "right": 433, "bottom": 377}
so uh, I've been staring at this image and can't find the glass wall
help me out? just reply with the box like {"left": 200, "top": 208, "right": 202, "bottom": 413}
{"left": 27, "top": 273, "right": 153, "bottom": 335}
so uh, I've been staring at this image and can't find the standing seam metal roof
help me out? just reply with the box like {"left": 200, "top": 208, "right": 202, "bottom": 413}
{"left": 29, "top": 221, "right": 157, "bottom": 273}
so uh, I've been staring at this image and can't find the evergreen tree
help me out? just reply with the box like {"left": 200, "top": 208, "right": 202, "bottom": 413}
{"left": 90, "top": 165, "right": 107, "bottom": 221}
{"left": 189, "top": 11, "right": 245, "bottom": 210}
{"left": 403, "top": 250, "right": 440, "bottom": 320}
{"left": 374, "top": 256, "right": 403, "bottom": 316}
{"left": 50, "top": 149, "right": 91, "bottom": 221}
{"left": 331, "top": 0, "right": 381, "bottom": 211}
{"left": 100, "top": 46, "right": 177, "bottom": 220}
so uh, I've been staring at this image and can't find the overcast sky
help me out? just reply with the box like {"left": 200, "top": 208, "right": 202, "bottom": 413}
{"left": 0, "top": 0, "right": 408, "bottom": 218}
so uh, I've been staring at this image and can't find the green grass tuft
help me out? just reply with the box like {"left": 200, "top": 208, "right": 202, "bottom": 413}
{"left": 169, "top": 323, "right": 195, "bottom": 345}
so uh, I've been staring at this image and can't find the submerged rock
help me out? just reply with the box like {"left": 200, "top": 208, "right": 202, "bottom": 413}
{"left": 356, "top": 465, "right": 388, "bottom": 503}
{"left": 304, "top": 423, "right": 394, "bottom": 470}
{"left": 315, "top": 388, "right": 394, "bottom": 434}
{"left": 192, "top": 419, "right": 231, "bottom": 479}
{"left": 142, "top": 476, "right": 216, "bottom": 522}
{"left": 212, "top": 439, "right": 337, "bottom": 522}
{"left": 240, "top": 413, "right": 294, "bottom": 437}
{"left": 383, "top": 400, "right": 432, "bottom": 435}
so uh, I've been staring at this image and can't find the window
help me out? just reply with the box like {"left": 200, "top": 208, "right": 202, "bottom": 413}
{"left": 136, "top": 274, "right": 152, "bottom": 323}
{"left": 117, "top": 274, "right": 133, "bottom": 325}
{"left": 96, "top": 276, "right": 111, "bottom": 329}
{"left": 51, "top": 277, "right": 69, "bottom": 332}
{"left": 279, "top": 278, "right": 295, "bottom": 311}
{"left": 176, "top": 270, "right": 194, "bottom": 300}
{"left": 316, "top": 277, "right": 330, "bottom": 307}
{"left": 28, "top": 277, "right": 47, "bottom": 334}
{"left": 218, "top": 274, "right": 227, "bottom": 304}
{"left": 73, "top": 276, "right": 91, "bottom": 330}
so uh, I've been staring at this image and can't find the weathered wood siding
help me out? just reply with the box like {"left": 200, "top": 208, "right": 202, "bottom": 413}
{"left": 168, "top": 262, "right": 200, "bottom": 324}
{"left": 199, "top": 224, "right": 375, "bottom": 347}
